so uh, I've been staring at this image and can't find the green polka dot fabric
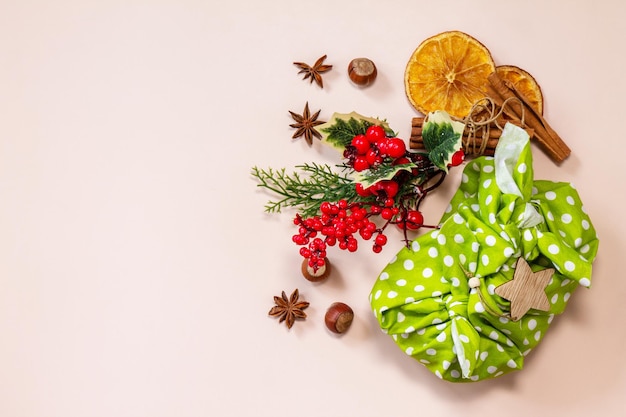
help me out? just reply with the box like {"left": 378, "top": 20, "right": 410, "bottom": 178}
{"left": 369, "top": 123, "right": 599, "bottom": 382}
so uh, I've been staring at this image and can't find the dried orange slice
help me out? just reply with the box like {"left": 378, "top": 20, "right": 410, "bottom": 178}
{"left": 405, "top": 31, "right": 495, "bottom": 119}
{"left": 495, "top": 65, "right": 543, "bottom": 114}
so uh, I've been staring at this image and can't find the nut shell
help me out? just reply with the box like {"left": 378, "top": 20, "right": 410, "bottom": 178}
{"left": 325, "top": 302, "right": 354, "bottom": 334}
{"left": 348, "top": 58, "right": 377, "bottom": 86}
{"left": 301, "top": 258, "right": 331, "bottom": 282}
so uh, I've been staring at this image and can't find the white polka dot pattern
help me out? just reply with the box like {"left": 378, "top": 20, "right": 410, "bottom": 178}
{"left": 370, "top": 133, "right": 599, "bottom": 382}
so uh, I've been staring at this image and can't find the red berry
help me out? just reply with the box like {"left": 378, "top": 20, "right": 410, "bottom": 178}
{"left": 312, "top": 219, "right": 323, "bottom": 230}
{"left": 368, "top": 182, "right": 382, "bottom": 195}
{"left": 386, "top": 138, "right": 407, "bottom": 158}
{"left": 355, "top": 183, "right": 371, "bottom": 197}
{"left": 449, "top": 150, "right": 465, "bottom": 167}
{"left": 353, "top": 156, "right": 370, "bottom": 172}
{"left": 379, "top": 180, "right": 399, "bottom": 198}
{"left": 372, "top": 244, "right": 383, "bottom": 253}
{"left": 392, "top": 156, "right": 410, "bottom": 165}
{"left": 365, "top": 148, "right": 382, "bottom": 166}
{"left": 365, "top": 125, "right": 386, "bottom": 143}
{"left": 351, "top": 134, "right": 370, "bottom": 155}
{"left": 375, "top": 234, "right": 387, "bottom": 246}
{"left": 370, "top": 181, "right": 396, "bottom": 199}
{"left": 359, "top": 229, "right": 373, "bottom": 240}
{"left": 395, "top": 210, "right": 424, "bottom": 231}
{"left": 351, "top": 208, "right": 366, "bottom": 220}
{"left": 376, "top": 139, "right": 390, "bottom": 156}
{"left": 381, "top": 208, "right": 394, "bottom": 220}
{"left": 405, "top": 210, "right": 424, "bottom": 230}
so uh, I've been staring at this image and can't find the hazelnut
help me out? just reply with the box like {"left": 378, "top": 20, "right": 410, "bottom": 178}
{"left": 325, "top": 302, "right": 354, "bottom": 334}
{"left": 347, "top": 58, "right": 377, "bottom": 86}
{"left": 301, "top": 258, "right": 331, "bottom": 282}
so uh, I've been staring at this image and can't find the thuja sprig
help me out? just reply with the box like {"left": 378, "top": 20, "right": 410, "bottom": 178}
{"left": 251, "top": 163, "right": 359, "bottom": 218}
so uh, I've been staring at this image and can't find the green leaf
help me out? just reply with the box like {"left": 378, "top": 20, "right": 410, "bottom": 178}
{"left": 421, "top": 110, "right": 464, "bottom": 172}
{"left": 352, "top": 163, "right": 416, "bottom": 188}
{"left": 318, "top": 112, "right": 394, "bottom": 152}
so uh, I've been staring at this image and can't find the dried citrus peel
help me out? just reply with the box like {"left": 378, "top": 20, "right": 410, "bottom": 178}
{"left": 404, "top": 31, "right": 495, "bottom": 119}
{"left": 495, "top": 65, "right": 543, "bottom": 115}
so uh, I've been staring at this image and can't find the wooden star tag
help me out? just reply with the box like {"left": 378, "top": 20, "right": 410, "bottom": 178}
{"left": 495, "top": 258, "right": 554, "bottom": 321}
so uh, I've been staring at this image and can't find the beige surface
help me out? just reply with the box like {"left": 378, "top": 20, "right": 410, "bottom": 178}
{"left": 0, "top": 1, "right": 624, "bottom": 416}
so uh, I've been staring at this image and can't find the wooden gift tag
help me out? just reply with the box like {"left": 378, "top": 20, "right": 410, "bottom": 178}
{"left": 495, "top": 257, "right": 554, "bottom": 321}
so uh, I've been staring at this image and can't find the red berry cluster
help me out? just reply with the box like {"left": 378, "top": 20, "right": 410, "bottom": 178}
{"left": 293, "top": 200, "right": 389, "bottom": 270}
{"left": 344, "top": 125, "right": 407, "bottom": 172}
{"left": 293, "top": 198, "right": 437, "bottom": 270}
{"left": 293, "top": 124, "right": 465, "bottom": 271}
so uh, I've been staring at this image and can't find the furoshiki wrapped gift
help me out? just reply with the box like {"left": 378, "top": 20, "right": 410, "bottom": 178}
{"left": 370, "top": 123, "right": 599, "bottom": 382}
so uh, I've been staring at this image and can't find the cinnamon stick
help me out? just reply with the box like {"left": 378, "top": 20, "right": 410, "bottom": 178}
{"left": 411, "top": 136, "right": 496, "bottom": 156}
{"left": 487, "top": 72, "right": 570, "bottom": 162}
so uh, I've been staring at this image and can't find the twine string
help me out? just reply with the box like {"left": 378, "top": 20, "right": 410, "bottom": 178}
{"left": 455, "top": 96, "right": 526, "bottom": 156}
{"left": 476, "top": 287, "right": 512, "bottom": 320}
{"left": 460, "top": 264, "right": 511, "bottom": 320}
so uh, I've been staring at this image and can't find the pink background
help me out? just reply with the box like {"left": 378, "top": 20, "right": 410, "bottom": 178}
{"left": 0, "top": 1, "right": 624, "bottom": 416}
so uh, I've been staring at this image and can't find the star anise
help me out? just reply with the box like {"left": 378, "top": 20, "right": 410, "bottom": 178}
{"left": 293, "top": 55, "right": 333, "bottom": 88}
{"left": 268, "top": 288, "right": 310, "bottom": 329}
{"left": 288, "top": 102, "right": 325, "bottom": 145}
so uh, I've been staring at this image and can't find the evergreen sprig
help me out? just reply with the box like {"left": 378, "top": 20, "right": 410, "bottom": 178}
{"left": 251, "top": 163, "right": 358, "bottom": 218}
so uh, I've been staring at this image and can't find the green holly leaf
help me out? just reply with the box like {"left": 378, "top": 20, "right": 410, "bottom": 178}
{"left": 318, "top": 112, "right": 394, "bottom": 152}
{"left": 352, "top": 163, "right": 416, "bottom": 188}
{"left": 422, "top": 110, "right": 465, "bottom": 172}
